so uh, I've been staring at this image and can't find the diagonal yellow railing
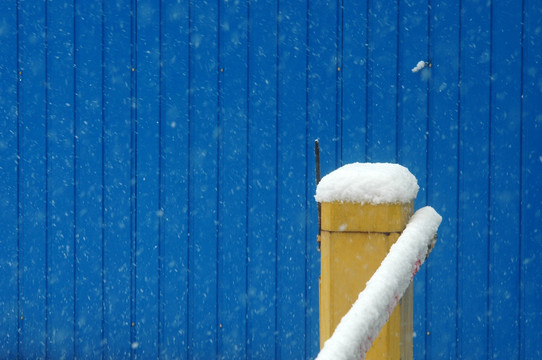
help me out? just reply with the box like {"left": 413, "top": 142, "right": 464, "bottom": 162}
{"left": 317, "top": 206, "right": 441, "bottom": 360}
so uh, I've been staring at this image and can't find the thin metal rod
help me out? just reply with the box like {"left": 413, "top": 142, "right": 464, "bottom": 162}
{"left": 315, "top": 140, "right": 322, "bottom": 250}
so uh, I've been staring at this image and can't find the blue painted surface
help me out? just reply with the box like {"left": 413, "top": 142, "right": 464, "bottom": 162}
{"left": 427, "top": 1, "right": 461, "bottom": 358}
{"left": 188, "top": 1, "right": 220, "bottom": 358}
{"left": 457, "top": 1, "right": 491, "bottom": 358}
{"left": 0, "top": 1, "right": 18, "bottom": 357}
{"left": 102, "top": 1, "right": 133, "bottom": 357}
{"left": 521, "top": 2, "right": 542, "bottom": 358}
{"left": 46, "top": 1, "right": 75, "bottom": 358}
{"left": 246, "top": 1, "right": 279, "bottom": 358}
{"left": 74, "top": 2, "right": 106, "bottom": 358}
{"left": 17, "top": 1, "right": 48, "bottom": 357}
{"left": 0, "top": 0, "right": 541, "bottom": 359}
{"left": 160, "top": 0, "right": 190, "bottom": 359}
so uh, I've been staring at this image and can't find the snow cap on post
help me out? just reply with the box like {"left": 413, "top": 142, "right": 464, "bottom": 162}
{"left": 315, "top": 162, "right": 419, "bottom": 205}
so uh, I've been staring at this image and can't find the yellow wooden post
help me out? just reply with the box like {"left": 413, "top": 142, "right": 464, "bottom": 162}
{"left": 319, "top": 200, "right": 414, "bottom": 359}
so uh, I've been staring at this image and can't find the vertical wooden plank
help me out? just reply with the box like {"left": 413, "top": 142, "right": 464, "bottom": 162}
{"left": 188, "top": 0, "right": 219, "bottom": 356}
{"left": 342, "top": 0, "right": 367, "bottom": 163}
{"left": 457, "top": 1, "right": 491, "bottom": 358}
{"left": 17, "top": 0, "right": 48, "bottom": 356}
{"left": 246, "top": 0, "right": 278, "bottom": 357}
{"left": 397, "top": 0, "right": 429, "bottom": 199}
{"left": 521, "top": 1, "right": 542, "bottom": 357}
{"left": 103, "top": 0, "right": 133, "bottom": 357}
{"left": 308, "top": 0, "right": 339, "bottom": 173}
{"left": 45, "top": 0, "right": 76, "bottom": 357}
{"left": 217, "top": 0, "right": 249, "bottom": 358}
{"left": 307, "top": 1, "right": 339, "bottom": 357}
{"left": 396, "top": 0, "right": 429, "bottom": 357}
{"left": 366, "top": 0, "right": 398, "bottom": 162}
{"left": 0, "top": 0, "right": 19, "bottom": 355}
{"left": 277, "top": 0, "right": 307, "bottom": 357}
{"left": 130, "top": 4, "right": 138, "bottom": 354}
{"left": 427, "top": 1, "right": 460, "bottom": 358}
{"left": 305, "top": 158, "right": 321, "bottom": 358}
{"left": 305, "top": 176, "right": 320, "bottom": 360}
{"left": 133, "top": 0, "right": 161, "bottom": 357}
{"left": 74, "top": 1, "right": 104, "bottom": 357}
{"left": 489, "top": 0, "right": 522, "bottom": 357}
{"left": 160, "top": 0, "right": 190, "bottom": 358}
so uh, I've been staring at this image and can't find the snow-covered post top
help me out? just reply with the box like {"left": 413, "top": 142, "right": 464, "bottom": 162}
{"left": 314, "top": 162, "right": 419, "bottom": 206}
{"left": 315, "top": 163, "right": 421, "bottom": 359}
{"left": 315, "top": 163, "right": 419, "bottom": 234}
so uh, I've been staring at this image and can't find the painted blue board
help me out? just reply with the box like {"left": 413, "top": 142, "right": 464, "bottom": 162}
{"left": 308, "top": 0, "right": 339, "bottom": 172}
{"left": 46, "top": 1, "right": 76, "bottom": 357}
{"left": 102, "top": 0, "right": 134, "bottom": 357}
{"left": 489, "top": 0, "right": 523, "bottom": 357}
{"left": 427, "top": 1, "right": 460, "bottom": 358}
{"left": 521, "top": 1, "right": 542, "bottom": 357}
{"left": 305, "top": 160, "right": 320, "bottom": 358}
{"left": 188, "top": 1, "right": 219, "bottom": 357}
{"left": 304, "top": 163, "right": 320, "bottom": 360}
{"left": 342, "top": 0, "right": 368, "bottom": 163}
{"left": 217, "top": 0, "right": 249, "bottom": 358}
{"left": 0, "top": 0, "right": 18, "bottom": 355}
{"left": 277, "top": 0, "right": 308, "bottom": 357}
{"left": 74, "top": 2, "right": 105, "bottom": 357}
{"left": 457, "top": 1, "right": 491, "bottom": 358}
{"left": 396, "top": 0, "right": 429, "bottom": 357}
{"left": 4, "top": 1, "right": 542, "bottom": 358}
{"left": 366, "top": 0, "right": 398, "bottom": 162}
{"left": 159, "top": 0, "right": 190, "bottom": 358}
{"left": 103, "top": 0, "right": 133, "bottom": 357}
{"left": 134, "top": 0, "right": 161, "bottom": 357}
{"left": 130, "top": 6, "right": 138, "bottom": 354}
{"left": 18, "top": 1, "right": 48, "bottom": 357}
{"left": 246, "top": 0, "right": 279, "bottom": 357}
{"left": 307, "top": 1, "right": 342, "bottom": 356}
{"left": 397, "top": 0, "right": 429, "bottom": 202}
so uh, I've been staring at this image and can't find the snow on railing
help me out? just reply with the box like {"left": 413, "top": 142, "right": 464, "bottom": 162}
{"left": 316, "top": 206, "right": 442, "bottom": 360}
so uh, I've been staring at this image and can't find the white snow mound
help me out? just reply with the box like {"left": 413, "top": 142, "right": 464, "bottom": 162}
{"left": 315, "top": 163, "right": 419, "bottom": 204}
{"left": 411, "top": 60, "right": 426, "bottom": 73}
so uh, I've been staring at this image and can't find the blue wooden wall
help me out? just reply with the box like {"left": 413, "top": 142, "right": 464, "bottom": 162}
{"left": 0, "top": 0, "right": 541, "bottom": 359}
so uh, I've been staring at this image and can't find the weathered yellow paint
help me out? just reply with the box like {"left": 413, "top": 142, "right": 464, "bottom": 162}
{"left": 320, "top": 201, "right": 413, "bottom": 233}
{"left": 400, "top": 283, "right": 414, "bottom": 360}
{"left": 319, "top": 201, "right": 414, "bottom": 359}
